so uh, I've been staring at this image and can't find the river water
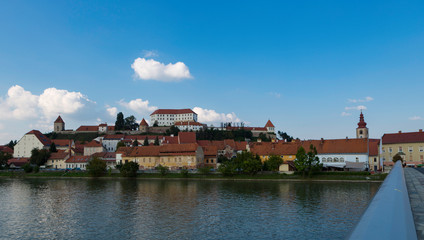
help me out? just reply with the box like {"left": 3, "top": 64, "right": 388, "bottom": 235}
{"left": 0, "top": 178, "right": 380, "bottom": 239}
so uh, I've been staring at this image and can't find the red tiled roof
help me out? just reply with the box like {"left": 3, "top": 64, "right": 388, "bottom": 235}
{"left": 124, "top": 135, "right": 162, "bottom": 141}
{"left": 250, "top": 142, "right": 299, "bottom": 156}
{"left": 202, "top": 146, "right": 218, "bottom": 156}
{"left": 8, "top": 158, "right": 30, "bottom": 167}
{"left": 160, "top": 143, "right": 198, "bottom": 156}
{"left": 265, "top": 120, "right": 275, "bottom": 128}
{"left": 99, "top": 123, "right": 107, "bottom": 127}
{"left": 51, "top": 139, "right": 72, "bottom": 147}
{"left": 76, "top": 126, "right": 98, "bottom": 132}
{"left": 369, "top": 139, "right": 380, "bottom": 156}
{"left": 300, "top": 138, "right": 368, "bottom": 154}
{"left": 49, "top": 150, "right": 69, "bottom": 160}
{"left": 382, "top": 131, "right": 424, "bottom": 144}
{"left": 84, "top": 140, "right": 102, "bottom": 148}
{"left": 150, "top": 109, "right": 196, "bottom": 115}
{"left": 116, "top": 147, "right": 133, "bottom": 156}
{"left": 178, "top": 132, "right": 196, "bottom": 144}
{"left": 174, "top": 121, "right": 204, "bottom": 126}
{"left": 54, "top": 116, "right": 64, "bottom": 123}
{"left": 129, "top": 146, "right": 161, "bottom": 157}
{"left": 235, "top": 141, "right": 248, "bottom": 151}
{"left": 26, "top": 130, "right": 51, "bottom": 146}
{"left": 103, "top": 134, "right": 125, "bottom": 140}
{"left": 0, "top": 146, "right": 13, "bottom": 154}
{"left": 140, "top": 118, "right": 148, "bottom": 126}
{"left": 66, "top": 156, "right": 90, "bottom": 163}
{"left": 162, "top": 136, "right": 178, "bottom": 144}
{"left": 91, "top": 152, "right": 116, "bottom": 159}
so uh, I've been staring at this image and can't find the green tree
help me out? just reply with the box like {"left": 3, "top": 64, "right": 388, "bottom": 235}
{"left": 156, "top": 164, "right": 169, "bottom": 176}
{"left": 258, "top": 133, "right": 271, "bottom": 142}
{"left": 7, "top": 140, "right": 17, "bottom": 149}
{"left": 30, "top": 148, "right": 51, "bottom": 166}
{"left": 22, "top": 163, "right": 33, "bottom": 173}
{"left": 180, "top": 168, "right": 189, "bottom": 177}
{"left": 294, "top": 144, "right": 322, "bottom": 178}
{"left": 217, "top": 155, "right": 229, "bottom": 163}
{"left": 165, "top": 125, "right": 180, "bottom": 136}
{"left": 115, "top": 112, "right": 125, "bottom": 130}
{"left": 132, "top": 140, "right": 139, "bottom": 147}
{"left": 49, "top": 142, "right": 57, "bottom": 152}
{"left": 0, "top": 152, "right": 12, "bottom": 169}
{"left": 124, "top": 115, "right": 138, "bottom": 130}
{"left": 154, "top": 136, "right": 160, "bottom": 146}
{"left": 143, "top": 137, "right": 149, "bottom": 146}
{"left": 392, "top": 153, "right": 403, "bottom": 163}
{"left": 218, "top": 160, "right": 237, "bottom": 176}
{"left": 116, "top": 141, "right": 126, "bottom": 151}
{"left": 198, "top": 166, "right": 211, "bottom": 175}
{"left": 153, "top": 121, "right": 159, "bottom": 127}
{"left": 264, "top": 155, "right": 284, "bottom": 171}
{"left": 120, "top": 161, "right": 139, "bottom": 177}
{"left": 86, "top": 157, "right": 107, "bottom": 177}
{"left": 241, "top": 153, "right": 262, "bottom": 176}
{"left": 278, "top": 131, "right": 294, "bottom": 142}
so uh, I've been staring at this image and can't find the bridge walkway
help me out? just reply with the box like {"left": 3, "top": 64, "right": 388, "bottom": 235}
{"left": 404, "top": 168, "right": 424, "bottom": 239}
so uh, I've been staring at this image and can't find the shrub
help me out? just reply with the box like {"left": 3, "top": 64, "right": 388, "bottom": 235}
{"left": 156, "top": 164, "right": 169, "bottom": 176}
{"left": 120, "top": 162, "right": 139, "bottom": 177}
{"left": 86, "top": 157, "right": 107, "bottom": 177}
{"left": 22, "top": 163, "right": 33, "bottom": 173}
{"left": 33, "top": 165, "right": 40, "bottom": 173}
{"left": 180, "top": 168, "right": 189, "bottom": 178}
{"left": 198, "top": 167, "right": 211, "bottom": 175}
{"left": 218, "top": 161, "right": 237, "bottom": 176}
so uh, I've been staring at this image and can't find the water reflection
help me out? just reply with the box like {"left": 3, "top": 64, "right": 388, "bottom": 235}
{"left": 0, "top": 179, "right": 380, "bottom": 240}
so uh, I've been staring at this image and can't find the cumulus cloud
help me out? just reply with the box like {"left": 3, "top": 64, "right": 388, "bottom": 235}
{"left": 0, "top": 85, "right": 93, "bottom": 121}
{"left": 345, "top": 105, "right": 367, "bottom": 111}
{"left": 341, "top": 112, "right": 352, "bottom": 117}
{"left": 106, "top": 106, "right": 118, "bottom": 117}
{"left": 193, "top": 107, "right": 241, "bottom": 123}
{"left": 409, "top": 116, "right": 423, "bottom": 121}
{"left": 38, "top": 88, "right": 91, "bottom": 119}
{"left": 143, "top": 50, "right": 158, "bottom": 58}
{"left": 348, "top": 96, "right": 374, "bottom": 103}
{"left": 118, "top": 98, "right": 158, "bottom": 115}
{"left": 131, "top": 58, "right": 192, "bottom": 81}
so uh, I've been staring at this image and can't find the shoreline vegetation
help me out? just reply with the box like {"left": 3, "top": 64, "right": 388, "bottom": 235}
{"left": 0, "top": 171, "right": 387, "bottom": 182}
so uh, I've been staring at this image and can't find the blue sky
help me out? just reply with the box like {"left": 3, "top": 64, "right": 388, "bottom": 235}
{"left": 1, "top": 0, "right": 423, "bottom": 144}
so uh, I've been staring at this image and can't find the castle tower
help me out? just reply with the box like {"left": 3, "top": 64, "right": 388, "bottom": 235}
{"left": 356, "top": 111, "right": 368, "bottom": 138}
{"left": 140, "top": 118, "right": 149, "bottom": 133}
{"left": 265, "top": 120, "right": 275, "bottom": 133}
{"left": 54, "top": 116, "right": 65, "bottom": 132}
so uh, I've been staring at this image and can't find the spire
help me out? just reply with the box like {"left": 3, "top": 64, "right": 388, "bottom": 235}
{"left": 357, "top": 111, "right": 367, "bottom": 128}
{"left": 54, "top": 115, "right": 64, "bottom": 123}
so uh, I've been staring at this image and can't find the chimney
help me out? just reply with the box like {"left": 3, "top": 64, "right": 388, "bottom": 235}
{"left": 346, "top": 136, "right": 348, "bottom": 140}
{"left": 321, "top": 138, "right": 324, "bottom": 144}
{"left": 420, "top": 129, "right": 423, "bottom": 133}
{"left": 399, "top": 131, "right": 402, "bottom": 134}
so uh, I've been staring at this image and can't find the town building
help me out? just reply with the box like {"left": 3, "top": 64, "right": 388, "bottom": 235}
{"left": 381, "top": 130, "right": 424, "bottom": 167}
{"left": 225, "top": 120, "right": 276, "bottom": 139}
{"left": 150, "top": 109, "right": 198, "bottom": 126}
{"left": 368, "top": 139, "right": 380, "bottom": 172}
{"left": 174, "top": 121, "right": 205, "bottom": 131}
{"left": 54, "top": 116, "right": 65, "bottom": 132}
{"left": 13, "top": 130, "right": 51, "bottom": 158}
{"left": 102, "top": 134, "right": 125, "bottom": 152}
{"left": 65, "top": 156, "right": 91, "bottom": 170}
{"left": 83, "top": 140, "right": 105, "bottom": 156}
{"left": 46, "top": 150, "right": 70, "bottom": 169}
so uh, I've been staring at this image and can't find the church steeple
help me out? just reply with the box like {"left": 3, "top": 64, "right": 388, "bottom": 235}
{"left": 356, "top": 111, "right": 368, "bottom": 138}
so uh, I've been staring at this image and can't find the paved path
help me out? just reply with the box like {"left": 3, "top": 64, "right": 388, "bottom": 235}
{"left": 404, "top": 168, "right": 424, "bottom": 239}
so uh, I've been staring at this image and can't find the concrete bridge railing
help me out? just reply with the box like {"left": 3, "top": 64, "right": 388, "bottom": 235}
{"left": 348, "top": 160, "right": 417, "bottom": 240}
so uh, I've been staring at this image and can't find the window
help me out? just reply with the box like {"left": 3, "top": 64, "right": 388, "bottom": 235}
{"left": 211, "top": 159, "right": 214, "bottom": 163}
{"left": 420, "top": 146, "right": 423, "bottom": 152}
{"left": 389, "top": 147, "right": 392, "bottom": 153}
{"left": 399, "top": 147, "right": 403, "bottom": 153}
{"left": 356, "top": 157, "right": 359, "bottom": 163}
{"left": 327, "top": 157, "right": 332, "bottom": 162}
{"left": 421, "top": 155, "right": 423, "bottom": 161}
{"left": 334, "top": 157, "right": 339, "bottom": 162}
{"left": 382, "top": 147, "right": 385, "bottom": 153}
{"left": 359, "top": 130, "right": 363, "bottom": 134}
{"left": 340, "top": 157, "right": 344, "bottom": 162}
{"left": 374, "top": 158, "right": 377, "bottom": 162}
{"left": 409, "top": 147, "right": 413, "bottom": 153}
{"left": 206, "top": 159, "right": 209, "bottom": 163}
{"left": 322, "top": 157, "right": 326, "bottom": 162}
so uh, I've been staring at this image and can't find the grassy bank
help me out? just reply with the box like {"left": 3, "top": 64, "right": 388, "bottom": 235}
{"left": 0, "top": 171, "right": 387, "bottom": 181}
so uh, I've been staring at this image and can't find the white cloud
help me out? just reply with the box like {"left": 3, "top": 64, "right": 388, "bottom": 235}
{"left": 193, "top": 107, "right": 241, "bottom": 123}
{"left": 38, "top": 88, "right": 91, "bottom": 119}
{"left": 106, "top": 106, "right": 118, "bottom": 117}
{"left": 348, "top": 96, "right": 374, "bottom": 103}
{"left": 345, "top": 105, "right": 367, "bottom": 111}
{"left": 269, "top": 92, "right": 281, "bottom": 98}
{"left": 131, "top": 58, "right": 192, "bottom": 81}
{"left": 143, "top": 50, "right": 158, "bottom": 58}
{"left": 2, "top": 85, "right": 39, "bottom": 119}
{"left": 118, "top": 98, "right": 158, "bottom": 115}
{"left": 341, "top": 112, "right": 352, "bottom": 117}
{"left": 409, "top": 116, "right": 423, "bottom": 121}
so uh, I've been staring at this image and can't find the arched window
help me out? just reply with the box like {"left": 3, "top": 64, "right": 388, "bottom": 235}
{"left": 322, "top": 157, "right": 326, "bottom": 162}
{"left": 340, "top": 157, "right": 344, "bottom": 162}
{"left": 334, "top": 157, "right": 339, "bottom": 162}
{"left": 327, "top": 157, "right": 332, "bottom": 162}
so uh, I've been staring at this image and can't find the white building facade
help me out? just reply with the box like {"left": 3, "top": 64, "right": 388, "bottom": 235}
{"left": 13, "top": 130, "right": 50, "bottom": 158}
{"left": 150, "top": 109, "right": 198, "bottom": 126}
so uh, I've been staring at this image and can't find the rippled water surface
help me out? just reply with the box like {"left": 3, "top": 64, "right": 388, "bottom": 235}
{"left": 0, "top": 178, "right": 380, "bottom": 239}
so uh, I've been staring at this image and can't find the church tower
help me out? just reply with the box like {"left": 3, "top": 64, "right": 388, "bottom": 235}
{"left": 356, "top": 111, "right": 368, "bottom": 138}
{"left": 139, "top": 118, "right": 149, "bottom": 133}
{"left": 54, "top": 116, "right": 65, "bottom": 132}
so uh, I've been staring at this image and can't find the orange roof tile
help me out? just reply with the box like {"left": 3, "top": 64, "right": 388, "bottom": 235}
{"left": 49, "top": 150, "right": 69, "bottom": 160}
{"left": 26, "top": 130, "right": 51, "bottom": 146}
{"left": 66, "top": 156, "right": 90, "bottom": 163}
{"left": 140, "top": 118, "right": 149, "bottom": 126}
{"left": 54, "top": 116, "right": 64, "bottom": 123}
{"left": 382, "top": 130, "right": 424, "bottom": 144}
{"left": 76, "top": 126, "right": 98, "bottom": 132}
{"left": 150, "top": 109, "right": 196, "bottom": 115}
{"left": 265, "top": 120, "right": 275, "bottom": 128}
{"left": 178, "top": 132, "right": 196, "bottom": 144}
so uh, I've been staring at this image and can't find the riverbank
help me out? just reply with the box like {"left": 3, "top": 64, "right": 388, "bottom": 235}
{"left": 0, "top": 171, "right": 387, "bottom": 181}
